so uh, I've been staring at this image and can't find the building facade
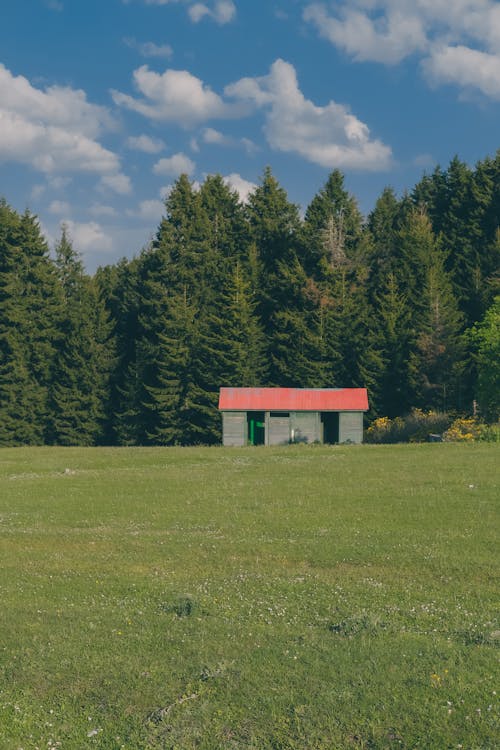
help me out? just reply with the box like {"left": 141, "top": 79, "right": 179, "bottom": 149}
{"left": 219, "top": 387, "right": 369, "bottom": 446}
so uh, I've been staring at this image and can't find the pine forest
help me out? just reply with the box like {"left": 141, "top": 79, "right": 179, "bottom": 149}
{"left": 1, "top": 154, "right": 499, "bottom": 446}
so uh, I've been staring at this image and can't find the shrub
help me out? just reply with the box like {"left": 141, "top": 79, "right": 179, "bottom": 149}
{"left": 366, "top": 410, "right": 452, "bottom": 444}
{"left": 444, "top": 417, "right": 500, "bottom": 442}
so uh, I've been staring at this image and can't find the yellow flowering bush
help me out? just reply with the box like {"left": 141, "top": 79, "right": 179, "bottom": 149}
{"left": 366, "top": 409, "right": 452, "bottom": 443}
{"left": 443, "top": 417, "right": 493, "bottom": 442}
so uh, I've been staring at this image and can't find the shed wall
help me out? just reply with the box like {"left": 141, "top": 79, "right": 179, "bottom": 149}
{"left": 291, "top": 411, "right": 320, "bottom": 443}
{"left": 338, "top": 411, "right": 364, "bottom": 443}
{"left": 222, "top": 411, "right": 246, "bottom": 447}
{"left": 267, "top": 413, "right": 291, "bottom": 445}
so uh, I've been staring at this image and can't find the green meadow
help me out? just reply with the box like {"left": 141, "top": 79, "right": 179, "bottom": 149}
{"left": 0, "top": 444, "right": 498, "bottom": 749}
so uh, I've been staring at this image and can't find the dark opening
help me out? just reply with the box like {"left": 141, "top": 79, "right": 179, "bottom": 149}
{"left": 322, "top": 412, "right": 339, "bottom": 444}
{"left": 247, "top": 411, "right": 265, "bottom": 446}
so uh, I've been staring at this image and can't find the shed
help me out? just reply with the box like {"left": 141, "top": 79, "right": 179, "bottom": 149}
{"left": 219, "top": 387, "right": 369, "bottom": 446}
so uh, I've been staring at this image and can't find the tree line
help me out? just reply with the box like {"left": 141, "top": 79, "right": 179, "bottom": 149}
{"left": 1, "top": 153, "right": 499, "bottom": 446}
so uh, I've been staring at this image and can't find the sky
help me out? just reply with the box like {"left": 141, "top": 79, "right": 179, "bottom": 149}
{"left": 1, "top": 0, "right": 500, "bottom": 271}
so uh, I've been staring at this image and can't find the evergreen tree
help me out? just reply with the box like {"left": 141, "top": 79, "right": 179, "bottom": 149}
{"left": 0, "top": 203, "right": 61, "bottom": 444}
{"left": 220, "top": 261, "right": 268, "bottom": 386}
{"left": 301, "top": 170, "right": 363, "bottom": 278}
{"left": 373, "top": 273, "right": 415, "bottom": 417}
{"left": 413, "top": 246, "right": 465, "bottom": 411}
{"left": 469, "top": 297, "right": 500, "bottom": 422}
{"left": 0, "top": 202, "right": 42, "bottom": 444}
{"left": 365, "top": 186, "right": 400, "bottom": 302}
{"left": 49, "top": 227, "right": 114, "bottom": 445}
{"left": 246, "top": 168, "right": 324, "bottom": 385}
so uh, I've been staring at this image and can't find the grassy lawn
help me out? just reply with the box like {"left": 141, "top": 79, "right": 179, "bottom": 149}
{"left": 0, "top": 444, "right": 498, "bottom": 749}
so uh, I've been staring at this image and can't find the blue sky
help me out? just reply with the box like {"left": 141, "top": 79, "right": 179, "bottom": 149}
{"left": 1, "top": 0, "right": 500, "bottom": 270}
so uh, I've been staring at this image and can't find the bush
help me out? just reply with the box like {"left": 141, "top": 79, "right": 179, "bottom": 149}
{"left": 365, "top": 410, "right": 452, "bottom": 444}
{"left": 444, "top": 417, "right": 500, "bottom": 442}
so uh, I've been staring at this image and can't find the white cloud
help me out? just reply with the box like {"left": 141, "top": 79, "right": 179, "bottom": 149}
{"left": 240, "top": 137, "right": 259, "bottom": 155}
{"left": 127, "top": 134, "right": 166, "bottom": 153}
{"left": 63, "top": 220, "right": 113, "bottom": 254}
{"left": 89, "top": 203, "right": 117, "bottom": 218}
{"left": 304, "top": 4, "right": 426, "bottom": 65}
{"left": 48, "top": 176, "right": 72, "bottom": 189}
{"left": 153, "top": 152, "right": 195, "bottom": 176}
{"left": 423, "top": 45, "right": 500, "bottom": 99}
{"left": 413, "top": 153, "right": 435, "bottom": 168}
{"left": 201, "top": 127, "right": 258, "bottom": 154}
{"left": 130, "top": 0, "right": 236, "bottom": 23}
{"left": 226, "top": 59, "right": 392, "bottom": 171}
{"left": 0, "top": 64, "right": 113, "bottom": 137}
{"left": 189, "top": 1, "right": 236, "bottom": 24}
{"left": 31, "top": 184, "right": 46, "bottom": 200}
{"left": 127, "top": 199, "right": 165, "bottom": 220}
{"left": 304, "top": 1, "right": 500, "bottom": 99}
{"left": 223, "top": 173, "right": 256, "bottom": 203}
{"left": 123, "top": 37, "right": 173, "bottom": 59}
{"left": 111, "top": 65, "right": 242, "bottom": 126}
{"left": 99, "top": 174, "right": 133, "bottom": 195}
{"left": 202, "top": 127, "right": 232, "bottom": 145}
{"left": 0, "top": 63, "right": 129, "bottom": 184}
{"left": 48, "top": 200, "right": 71, "bottom": 215}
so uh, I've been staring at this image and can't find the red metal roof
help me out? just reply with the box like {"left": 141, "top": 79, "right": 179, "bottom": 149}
{"left": 219, "top": 387, "right": 369, "bottom": 412}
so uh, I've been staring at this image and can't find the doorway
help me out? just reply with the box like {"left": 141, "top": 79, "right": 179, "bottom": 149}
{"left": 322, "top": 412, "right": 339, "bottom": 444}
{"left": 247, "top": 411, "right": 265, "bottom": 445}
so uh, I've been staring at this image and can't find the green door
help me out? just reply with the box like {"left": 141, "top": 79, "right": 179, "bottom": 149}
{"left": 247, "top": 411, "right": 265, "bottom": 445}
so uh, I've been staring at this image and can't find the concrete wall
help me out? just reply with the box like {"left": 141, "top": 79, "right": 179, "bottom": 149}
{"left": 267, "top": 413, "right": 291, "bottom": 445}
{"left": 222, "top": 411, "right": 246, "bottom": 446}
{"left": 338, "top": 411, "right": 364, "bottom": 444}
{"left": 291, "top": 411, "right": 320, "bottom": 443}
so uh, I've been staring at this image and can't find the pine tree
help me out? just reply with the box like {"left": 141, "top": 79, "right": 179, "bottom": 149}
{"left": 220, "top": 261, "right": 268, "bottom": 387}
{"left": 373, "top": 273, "right": 415, "bottom": 417}
{"left": 301, "top": 170, "right": 363, "bottom": 279}
{"left": 413, "top": 247, "right": 465, "bottom": 411}
{"left": 365, "top": 186, "right": 400, "bottom": 303}
{"left": 246, "top": 168, "right": 324, "bottom": 385}
{"left": 0, "top": 204, "right": 61, "bottom": 444}
{"left": 49, "top": 227, "right": 114, "bottom": 445}
{"left": 469, "top": 296, "right": 500, "bottom": 422}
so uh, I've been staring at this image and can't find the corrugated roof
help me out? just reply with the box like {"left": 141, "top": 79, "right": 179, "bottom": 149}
{"left": 218, "top": 387, "right": 369, "bottom": 412}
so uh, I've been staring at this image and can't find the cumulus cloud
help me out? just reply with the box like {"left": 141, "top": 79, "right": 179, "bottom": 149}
{"left": 99, "top": 174, "right": 133, "bottom": 195}
{"left": 188, "top": 1, "right": 236, "bottom": 24}
{"left": 223, "top": 173, "right": 256, "bottom": 203}
{"left": 153, "top": 152, "right": 195, "bottom": 176}
{"left": 111, "top": 65, "right": 242, "bottom": 126}
{"left": 123, "top": 37, "right": 173, "bottom": 59}
{"left": 304, "top": 4, "right": 426, "bottom": 65}
{"left": 423, "top": 45, "right": 500, "bottom": 99}
{"left": 129, "top": 0, "right": 237, "bottom": 23}
{"left": 0, "top": 63, "right": 130, "bottom": 186}
{"left": 63, "top": 220, "right": 113, "bottom": 254}
{"left": 304, "top": 1, "right": 500, "bottom": 99}
{"left": 31, "top": 184, "right": 46, "bottom": 200}
{"left": 201, "top": 127, "right": 258, "bottom": 153}
{"left": 127, "top": 134, "right": 166, "bottom": 153}
{"left": 127, "top": 199, "right": 165, "bottom": 220}
{"left": 89, "top": 203, "right": 117, "bottom": 218}
{"left": 226, "top": 59, "right": 392, "bottom": 170}
{"left": 49, "top": 200, "right": 71, "bottom": 215}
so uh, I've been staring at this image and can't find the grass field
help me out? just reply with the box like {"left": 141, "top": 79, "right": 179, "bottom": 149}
{"left": 0, "top": 443, "right": 498, "bottom": 749}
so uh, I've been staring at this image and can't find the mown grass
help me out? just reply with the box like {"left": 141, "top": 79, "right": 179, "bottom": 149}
{"left": 0, "top": 444, "right": 498, "bottom": 749}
